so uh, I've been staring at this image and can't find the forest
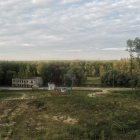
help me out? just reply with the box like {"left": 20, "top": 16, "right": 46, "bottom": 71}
{"left": 0, "top": 59, "right": 139, "bottom": 87}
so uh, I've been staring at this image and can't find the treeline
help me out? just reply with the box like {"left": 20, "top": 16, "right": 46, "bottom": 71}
{"left": 101, "top": 59, "right": 140, "bottom": 87}
{"left": 0, "top": 59, "right": 140, "bottom": 87}
{"left": 0, "top": 61, "right": 87, "bottom": 86}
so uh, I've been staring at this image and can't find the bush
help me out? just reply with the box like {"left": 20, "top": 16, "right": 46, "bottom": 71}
{"left": 101, "top": 70, "right": 139, "bottom": 87}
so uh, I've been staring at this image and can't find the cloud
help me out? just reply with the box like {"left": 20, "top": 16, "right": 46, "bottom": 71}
{"left": 41, "top": 35, "right": 63, "bottom": 41}
{"left": 55, "top": 49, "right": 83, "bottom": 53}
{"left": 31, "top": 0, "right": 52, "bottom": 5}
{"left": 0, "top": 0, "right": 139, "bottom": 60}
{"left": 21, "top": 43, "right": 33, "bottom": 47}
{"left": 61, "top": 0, "right": 81, "bottom": 4}
{"left": 101, "top": 47, "right": 126, "bottom": 51}
{"left": 0, "top": 41, "right": 6, "bottom": 46}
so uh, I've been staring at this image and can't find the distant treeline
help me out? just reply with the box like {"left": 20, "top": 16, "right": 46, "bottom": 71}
{"left": 0, "top": 59, "right": 140, "bottom": 87}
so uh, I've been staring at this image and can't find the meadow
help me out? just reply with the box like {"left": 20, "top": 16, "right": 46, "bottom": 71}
{"left": 0, "top": 89, "right": 139, "bottom": 140}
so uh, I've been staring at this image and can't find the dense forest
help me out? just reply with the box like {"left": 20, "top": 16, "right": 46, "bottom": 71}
{"left": 0, "top": 59, "right": 140, "bottom": 87}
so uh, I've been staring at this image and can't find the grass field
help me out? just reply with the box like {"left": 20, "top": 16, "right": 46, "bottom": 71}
{"left": 84, "top": 77, "right": 101, "bottom": 87}
{"left": 0, "top": 89, "right": 139, "bottom": 140}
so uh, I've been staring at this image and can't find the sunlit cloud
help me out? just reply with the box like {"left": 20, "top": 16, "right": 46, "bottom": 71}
{"left": 21, "top": 43, "right": 33, "bottom": 47}
{"left": 61, "top": 0, "right": 81, "bottom": 4}
{"left": 102, "top": 47, "right": 126, "bottom": 51}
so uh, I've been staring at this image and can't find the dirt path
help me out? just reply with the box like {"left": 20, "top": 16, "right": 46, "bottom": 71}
{"left": 3, "top": 93, "right": 35, "bottom": 101}
{"left": 44, "top": 115, "right": 78, "bottom": 125}
{"left": 88, "top": 89, "right": 111, "bottom": 97}
{"left": 73, "top": 87, "right": 132, "bottom": 91}
{"left": 0, "top": 87, "right": 132, "bottom": 91}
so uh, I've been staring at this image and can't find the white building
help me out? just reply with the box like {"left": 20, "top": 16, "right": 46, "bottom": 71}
{"left": 12, "top": 77, "right": 43, "bottom": 88}
{"left": 60, "top": 87, "right": 67, "bottom": 93}
{"left": 48, "top": 83, "right": 55, "bottom": 90}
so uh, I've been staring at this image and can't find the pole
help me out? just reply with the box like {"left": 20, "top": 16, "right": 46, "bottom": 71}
{"left": 113, "top": 64, "right": 115, "bottom": 88}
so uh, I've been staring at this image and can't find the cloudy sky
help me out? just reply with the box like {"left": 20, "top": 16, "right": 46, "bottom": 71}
{"left": 0, "top": 0, "right": 140, "bottom": 60}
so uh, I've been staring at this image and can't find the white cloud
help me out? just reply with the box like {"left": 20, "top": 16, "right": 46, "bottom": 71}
{"left": 101, "top": 47, "right": 126, "bottom": 51}
{"left": 31, "top": 0, "right": 54, "bottom": 7}
{"left": 55, "top": 49, "right": 83, "bottom": 53}
{"left": 0, "top": 42, "right": 6, "bottom": 46}
{"left": 41, "top": 35, "right": 63, "bottom": 41}
{"left": 21, "top": 43, "right": 33, "bottom": 47}
{"left": 61, "top": 0, "right": 80, "bottom": 4}
{"left": 0, "top": 0, "right": 139, "bottom": 60}
{"left": 32, "top": 0, "right": 51, "bottom": 4}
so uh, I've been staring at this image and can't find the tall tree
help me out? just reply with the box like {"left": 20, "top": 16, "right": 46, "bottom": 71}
{"left": 133, "top": 38, "right": 140, "bottom": 87}
{"left": 127, "top": 37, "right": 140, "bottom": 88}
{"left": 133, "top": 37, "right": 140, "bottom": 59}
{"left": 127, "top": 39, "right": 135, "bottom": 76}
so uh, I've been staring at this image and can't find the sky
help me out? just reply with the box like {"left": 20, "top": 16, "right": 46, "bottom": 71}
{"left": 0, "top": 0, "right": 140, "bottom": 60}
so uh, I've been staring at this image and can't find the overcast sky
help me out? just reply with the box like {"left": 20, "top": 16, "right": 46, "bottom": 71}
{"left": 0, "top": 0, "right": 140, "bottom": 60}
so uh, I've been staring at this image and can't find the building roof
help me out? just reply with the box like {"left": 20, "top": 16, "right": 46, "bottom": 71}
{"left": 12, "top": 77, "right": 42, "bottom": 80}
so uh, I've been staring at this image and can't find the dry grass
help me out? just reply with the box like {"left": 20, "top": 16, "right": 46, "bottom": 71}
{"left": 0, "top": 90, "right": 139, "bottom": 140}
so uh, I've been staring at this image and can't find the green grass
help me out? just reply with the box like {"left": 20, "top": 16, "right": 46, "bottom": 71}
{"left": 0, "top": 91, "right": 22, "bottom": 99}
{"left": 84, "top": 77, "right": 101, "bottom": 87}
{"left": 0, "top": 90, "right": 139, "bottom": 140}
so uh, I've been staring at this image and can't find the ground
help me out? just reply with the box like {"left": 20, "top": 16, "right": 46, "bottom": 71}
{"left": 0, "top": 89, "right": 139, "bottom": 140}
{"left": 84, "top": 77, "right": 101, "bottom": 87}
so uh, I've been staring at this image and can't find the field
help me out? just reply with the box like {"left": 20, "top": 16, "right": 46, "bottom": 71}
{"left": 84, "top": 77, "right": 101, "bottom": 87}
{"left": 0, "top": 89, "right": 140, "bottom": 140}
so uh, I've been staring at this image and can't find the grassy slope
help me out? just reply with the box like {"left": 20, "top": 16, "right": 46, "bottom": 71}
{"left": 0, "top": 90, "right": 139, "bottom": 140}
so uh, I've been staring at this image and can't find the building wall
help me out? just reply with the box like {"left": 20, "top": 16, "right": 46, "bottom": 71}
{"left": 12, "top": 77, "right": 43, "bottom": 88}
{"left": 48, "top": 83, "right": 55, "bottom": 90}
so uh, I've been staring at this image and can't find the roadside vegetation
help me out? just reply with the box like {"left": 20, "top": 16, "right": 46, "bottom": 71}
{"left": 0, "top": 90, "right": 139, "bottom": 140}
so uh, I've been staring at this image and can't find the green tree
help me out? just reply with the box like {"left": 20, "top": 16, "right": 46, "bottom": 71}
{"left": 0, "top": 66, "right": 4, "bottom": 85}
{"left": 101, "top": 70, "right": 133, "bottom": 87}
{"left": 127, "top": 39, "right": 135, "bottom": 76}
{"left": 127, "top": 37, "right": 140, "bottom": 88}
{"left": 133, "top": 37, "right": 140, "bottom": 59}
{"left": 6, "top": 70, "right": 16, "bottom": 86}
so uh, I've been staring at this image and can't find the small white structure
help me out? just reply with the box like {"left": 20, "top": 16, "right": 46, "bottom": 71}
{"left": 61, "top": 87, "right": 67, "bottom": 93}
{"left": 48, "top": 83, "right": 55, "bottom": 90}
{"left": 12, "top": 77, "right": 43, "bottom": 88}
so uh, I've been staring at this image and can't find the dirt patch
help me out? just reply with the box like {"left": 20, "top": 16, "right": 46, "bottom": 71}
{"left": 4, "top": 94, "right": 35, "bottom": 101}
{"left": 88, "top": 89, "right": 110, "bottom": 97}
{"left": 44, "top": 115, "right": 78, "bottom": 125}
{"left": 0, "top": 102, "right": 29, "bottom": 140}
{"left": 63, "top": 116, "right": 78, "bottom": 124}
